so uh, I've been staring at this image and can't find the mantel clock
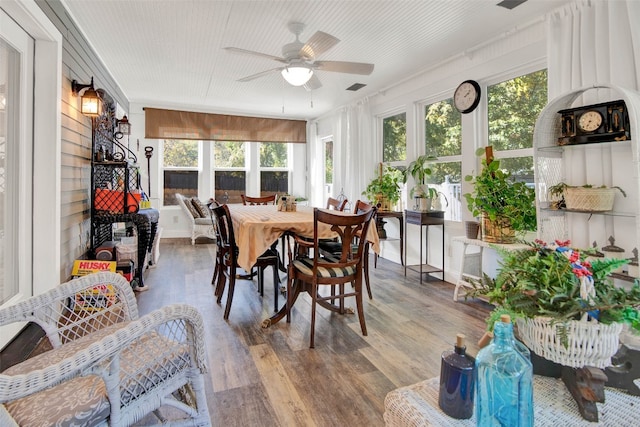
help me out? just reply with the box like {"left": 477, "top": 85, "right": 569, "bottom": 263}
{"left": 557, "top": 99, "right": 630, "bottom": 145}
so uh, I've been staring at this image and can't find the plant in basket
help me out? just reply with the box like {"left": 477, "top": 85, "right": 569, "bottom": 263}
{"left": 464, "top": 146, "right": 536, "bottom": 243}
{"left": 470, "top": 239, "right": 640, "bottom": 368}
{"left": 547, "top": 182, "right": 626, "bottom": 211}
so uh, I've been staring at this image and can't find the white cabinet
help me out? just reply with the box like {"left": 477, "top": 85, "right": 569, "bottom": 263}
{"left": 533, "top": 84, "right": 640, "bottom": 275}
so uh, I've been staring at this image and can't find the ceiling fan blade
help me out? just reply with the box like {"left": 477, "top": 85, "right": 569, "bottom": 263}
{"left": 304, "top": 74, "right": 322, "bottom": 91}
{"left": 314, "top": 60, "right": 374, "bottom": 75}
{"left": 224, "top": 47, "right": 287, "bottom": 63}
{"left": 300, "top": 31, "right": 339, "bottom": 59}
{"left": 237, "top": 67, "right": 283, "bottom": 82}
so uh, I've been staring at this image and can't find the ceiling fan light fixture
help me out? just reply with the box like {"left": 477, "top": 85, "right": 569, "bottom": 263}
{"left": 281, "top": 66, "right": 313, "bottom": 86}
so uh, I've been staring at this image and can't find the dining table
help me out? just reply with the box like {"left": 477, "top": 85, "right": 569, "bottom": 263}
{"left": 226, "top": 203, "right": 380, "bottom": 327}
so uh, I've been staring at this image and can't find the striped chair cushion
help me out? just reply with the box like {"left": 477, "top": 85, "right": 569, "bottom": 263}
{"left": 292, "top": 256, "right": 356, "bottom": 278}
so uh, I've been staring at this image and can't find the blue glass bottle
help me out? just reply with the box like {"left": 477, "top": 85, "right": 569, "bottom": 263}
{"left": 438, "top": 333, "right": 475, "bottom": 419}
{"left": 475, "top": 315, "right": 533, "bottom": 426}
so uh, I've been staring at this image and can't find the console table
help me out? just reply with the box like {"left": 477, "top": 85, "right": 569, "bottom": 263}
{"left": 404, "top": 210, "right": 444, "bottom": 283}
{"left": 384, "top": 376, "right": 639, "bottom": 426}
{"left": 452, "top": 236, "right": 530, "bottom": 301}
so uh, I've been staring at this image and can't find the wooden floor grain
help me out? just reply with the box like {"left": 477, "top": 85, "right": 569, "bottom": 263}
{"left": 136, "top": 238, "right": 492, "bottom": 427}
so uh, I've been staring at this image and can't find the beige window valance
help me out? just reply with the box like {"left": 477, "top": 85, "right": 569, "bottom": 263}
{"left": 144, "top": 107, "right": 306, "bottom": 143}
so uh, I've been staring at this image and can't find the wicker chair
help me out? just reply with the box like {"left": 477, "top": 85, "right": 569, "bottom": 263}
{"left": 176, "top": 193, "right": 216, "bottom": 245}
{"left": 0, "top": 272, "right": 211, "bottom": 426}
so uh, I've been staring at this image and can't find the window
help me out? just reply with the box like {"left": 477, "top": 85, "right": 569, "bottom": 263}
{"left": 260, "top": 142, "right": 289, "bottom": 196}
{"left": 383, "top": 112, "right": 406, "bottom": 162}
{"left": 424, "top": 98, "right": 462, "bottom": 220}
{"left": 163, "top": 139, "right": 199, "bottom": 205}
{"left": 213, "top": 141, "right": 246, "bottom": 204}
{"left": 324, "top": 139, "right": 334, "bottom": 200}
{"left": 487, "top": 69, "right": 547, "bottom": 184}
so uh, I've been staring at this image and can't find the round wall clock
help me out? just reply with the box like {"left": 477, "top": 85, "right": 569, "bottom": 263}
{"left": 454, "top": 80, "right": 481, "bottom": 114}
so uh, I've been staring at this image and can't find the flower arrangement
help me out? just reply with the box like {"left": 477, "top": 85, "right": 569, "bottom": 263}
{"left": 473, "top": 239, "right": 640, "bottom": 335}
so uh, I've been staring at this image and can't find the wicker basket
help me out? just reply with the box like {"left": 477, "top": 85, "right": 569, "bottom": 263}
{"left": 564, "top": 187, "right": 616, "bottom": 211}
{"left": 516, "top": 317, "right": 623, "bottom": 368}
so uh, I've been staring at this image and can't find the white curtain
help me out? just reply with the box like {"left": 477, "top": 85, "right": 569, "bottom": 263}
{"left": 547, "top": 0, "right": 640, "bottom": 98}
{"left": 306, "top": 120, "right": 326, "bottom": 208}
{"left": 332, "top": 98, "right": 376, "bottom": 208}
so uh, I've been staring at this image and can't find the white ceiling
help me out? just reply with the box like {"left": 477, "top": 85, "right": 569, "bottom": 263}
{"left": 60, "top": 0, "right": 572, "bottom": 120}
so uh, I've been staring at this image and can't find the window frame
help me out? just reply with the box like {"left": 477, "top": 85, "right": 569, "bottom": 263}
{"left": 416, "top": 95, "right": 463, "bottom": 221}
{"left": 381, "top": 109, "right": 408, "bottom": 165}
{"left": 258, "top": 142, "right": 291, "bottom": 196}
{"left": 161, "top": 139, "right": 202, "bottom": 206}
{"left": 480, "top": 64, "right": 547, "bottom": 167}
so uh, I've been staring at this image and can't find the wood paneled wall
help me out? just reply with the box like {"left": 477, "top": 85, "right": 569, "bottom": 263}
{"left": 36, "top": 0, "right": 129, "bottom": 281}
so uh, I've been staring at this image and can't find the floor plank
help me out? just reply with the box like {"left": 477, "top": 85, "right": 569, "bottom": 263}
{"left": 136, "top": 238, "right": 492, "bottom": 426}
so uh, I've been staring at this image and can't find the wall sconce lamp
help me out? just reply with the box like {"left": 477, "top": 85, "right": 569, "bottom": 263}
{"left": 72, "top": 76, "right": 102, "bottom": 117}
{"left": 116, "top": 115, "right": 131, "bottom": 136}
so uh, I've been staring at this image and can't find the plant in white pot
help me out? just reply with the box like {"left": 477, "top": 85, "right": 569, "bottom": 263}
{"left": 404, "top": 154, "right": 447, "bottom": 211}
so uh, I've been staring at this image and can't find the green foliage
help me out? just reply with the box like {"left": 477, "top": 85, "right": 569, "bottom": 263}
{"left": 325, "top": 141, "right": 333, "bottom": 184}
{"left": 214, "top": 141, "right": 245, "bottom": 168}
{"left": 488, "top": 69, "right": 547, "bottom": 152}
{"left": 464, "top": 147, "right": 536, "bottom": 232}
{"left": 423, "top": 99, "right": 462, "bottom": 183}
{"left": 163, "top": 140, "right": 199, "bottom": 167}
{"left": 362, "top": 164, "right": 403, "bottom": 205}
{"left": 260, "top": 143, "right": 288, "bottom": 168}
{"left": 383, "top": 113, "right": 406, "bottom": 162}
{"left": 470, "top": 240, "right": 640, "bottom": 334}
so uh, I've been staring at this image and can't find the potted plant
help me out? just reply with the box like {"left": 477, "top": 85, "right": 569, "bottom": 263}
{"left": 548, "top": 182, "right": 626, "bottom": 212}
{"left": 404, "top": 154, "right": 442, "bottom": 211}
{"left": 362, "top": 163, "right": 403, "bottom": 211}
{"left": 470, "top": 239, "right": 640, "bottom": 369}
{"left": 464, "top": 146, "right": 536, "bottom": 243}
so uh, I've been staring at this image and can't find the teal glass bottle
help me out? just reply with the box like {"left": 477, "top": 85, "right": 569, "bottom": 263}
{"left": 475, "top": 315, "right": 533, "bottom": 426}
{"left": 438, "top": 333, "right": 475, "bottom": 419}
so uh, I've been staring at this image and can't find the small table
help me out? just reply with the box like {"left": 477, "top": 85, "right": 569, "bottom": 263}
{"left": 375, "top": 210, "right": 404, "bottom": 266}
{"left": 404, "top": 210, "right": 444, "bottom": 283}
{"left": 383, "top": 376, "right": 640, "bottom": 426}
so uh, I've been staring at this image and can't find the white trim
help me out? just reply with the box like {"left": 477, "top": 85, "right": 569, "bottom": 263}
{"left": 2, "top": 1, "right": 62, "bottom": 295}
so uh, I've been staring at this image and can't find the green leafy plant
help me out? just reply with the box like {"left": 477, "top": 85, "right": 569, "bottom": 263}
{"left": 404, "top": 154, "right": 438, "bottom": 199}
{"left": 362, "top": 164, "right": 403, "bottom": 208}
{"left": 464, "top": 146, "right": 536, "bottom": 233}
{"left": 470, "top": 239, "right": 640, "bottom": 336}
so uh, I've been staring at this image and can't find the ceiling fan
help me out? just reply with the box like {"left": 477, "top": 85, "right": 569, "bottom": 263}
{"left": 224, "top": 22, "right": 374, "bottom": 90}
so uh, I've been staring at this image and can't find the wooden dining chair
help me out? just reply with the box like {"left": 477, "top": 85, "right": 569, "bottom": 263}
{"left": 285, "top": 206, "right": 376, "bottom": 348}
{"left": 326, "top": 196, "right": 348, "bottom": 211}
{"left": 241, "top": 194, "right": 277, "bottom": 205}
{"left": 211, "top": 204, "right": 279, "bottom": 318}
{"left": 319, "top": 200, "right": 375, "bottom": 299}
{"left": 242, "top": 192, "right": 288, "bottom": 278}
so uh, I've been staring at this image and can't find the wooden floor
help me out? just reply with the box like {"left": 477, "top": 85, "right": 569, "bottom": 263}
{"left": 136, "top": 238, "right": 492, "bottom": 427}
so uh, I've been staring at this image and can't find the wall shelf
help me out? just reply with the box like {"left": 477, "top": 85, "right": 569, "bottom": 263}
{"left": 534, "top": 83, "right": 640, "bottom": 269}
